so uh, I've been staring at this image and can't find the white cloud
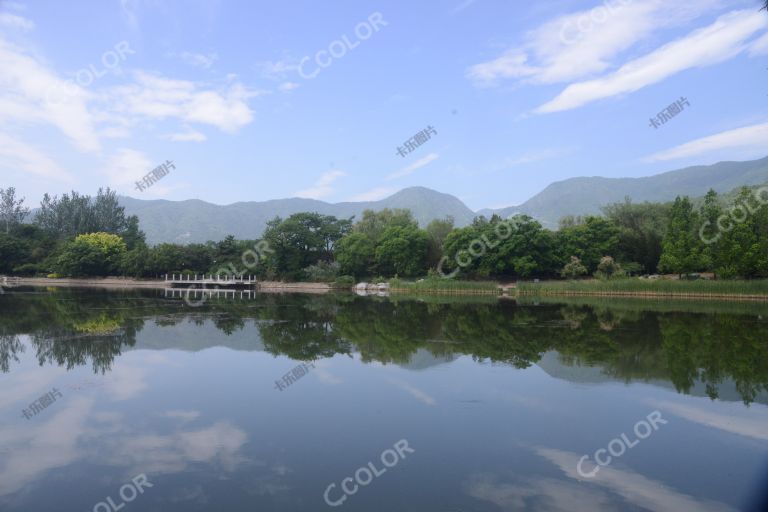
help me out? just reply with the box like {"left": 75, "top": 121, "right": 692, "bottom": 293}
{"left": 256, "top": 58, "right": 300, "bottom": 80}
{"left": 749, "top": 31, "right": 768, "bottom": 55}
{"left": 0, "top": 12, "right": 34, "bottom": 30}
{"left": 0, "top": 132, "right": 72, "bottom": 181}
{"left": 347, "top": 186, "right": 397, "bottom": 202}
{"left": 104, "top": 148, "right": 154, "bottom": 189}
{"left": 178, "top": 51, "right": 218, "bottom": 69}
{"left": 295, "top": 170, "right": 346, "bottom": 200}
{"left": 467, "top": 0, "right": 724, "bottom": 87}
{"left": 110, "top": 71, "right": 259, "bottom": 133}
{"left": 387, "top": 152, "right": 439, "bottom": 180}
{"left": 165, "top": 126, "right": 207, "bottom": 142}
{"left": 646, "top": 121, "right": 768, "bottom": 161}
{"left": 278, "top": 81, "right": 299, "bottom": 92}
{"left": 537, "top": 10, "right": 767, "bottom": 113}
{"left": 0, "top": 37, "right": 101, "bottom": 152}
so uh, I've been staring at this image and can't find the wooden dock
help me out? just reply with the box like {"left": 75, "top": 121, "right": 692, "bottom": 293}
{"left": 164, "top": 288, "right": 257, "bottom": 301}
{"left": 164, "top": 274, "right": 257, "bottom": 288}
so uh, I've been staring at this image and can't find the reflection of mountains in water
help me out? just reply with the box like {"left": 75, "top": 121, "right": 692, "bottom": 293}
{"left": 130, "top": 319, "right": 457, "bottom": 370}
{"left": 536, "top": 351, "right": 768, "bottom": 406}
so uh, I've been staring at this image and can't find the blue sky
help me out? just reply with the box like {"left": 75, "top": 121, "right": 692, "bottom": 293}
{"left": 1, "top": 0, "right": 767, "bottom": 210}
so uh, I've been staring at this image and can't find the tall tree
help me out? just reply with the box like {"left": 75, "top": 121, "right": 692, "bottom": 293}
{"left": 0, "top": 187, "right": 30, "bottom": 234}
{"left": 658, "top": 196, "right": 704, "bottom": 276}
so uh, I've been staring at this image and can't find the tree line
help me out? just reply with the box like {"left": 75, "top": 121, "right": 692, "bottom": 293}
{"left": 0, "top": 185, "right": 767, "bottom": 280}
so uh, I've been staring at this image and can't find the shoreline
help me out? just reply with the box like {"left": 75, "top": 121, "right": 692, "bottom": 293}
{"left": 6, "top": 277, "right": 768, "bottom": 301}
{"left": 9, "top": 277, "right": 333, "bottom": 294}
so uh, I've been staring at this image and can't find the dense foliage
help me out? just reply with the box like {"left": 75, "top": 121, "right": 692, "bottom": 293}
{"left": 1, "top": 185, "right": 767, "bottom": 280}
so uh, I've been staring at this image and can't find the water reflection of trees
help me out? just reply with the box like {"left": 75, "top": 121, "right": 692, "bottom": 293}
{"left": 0, "top": 289, "right": 766, "bottom": 404}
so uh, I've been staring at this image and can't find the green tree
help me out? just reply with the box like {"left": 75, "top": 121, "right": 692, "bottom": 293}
{"left": 375, "top": 225, "right": 428, "bottom": 277}
{"left": 353, "top": 209, "right": 417, "bottom": 243}
{"left": 425, "top": 216, "right": 455, "bottom": 270}
{"left": 335, "top": 233, "right": 376, "bottom": 278}
{"left": 0, "top": 187, "right": 30, "bottom": 234}
{"left": 603, "top": 198, "right": 668, "bottom": 273}
{"left": 658, "top": 196, "right": 704, "bottom": 276}
{"left": 36, "top": 188, "right": 128, "bottom": 238}
{"left": 557, "top": 216, "right": 620, "bottom": 273}
{"left": 56, "top": 232, "right": 127, "bottom": 277}
{"left": 262, "top": 213, "right": 349, "bottom": 280}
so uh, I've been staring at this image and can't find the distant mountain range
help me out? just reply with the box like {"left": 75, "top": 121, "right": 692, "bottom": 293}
{"left": 121, "top": 156, "right": 768, "bottom": 244}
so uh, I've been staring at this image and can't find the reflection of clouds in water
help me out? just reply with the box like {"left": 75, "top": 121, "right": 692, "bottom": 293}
{"left": 311, "top": 359, "right": 343, "bottom": 385}
{"left": 103, "top": 363, "right": 148, "bottom": 401}
{"left": 162, "top": 410, "right": 201, "bottom": 423}
{"left": 0, "top": 396, "right": 94, "bottom": 496}
{"left": 464, "top": 472, "right": 617, "bottom": 512}
{"left": 103, "top": 421, "right": 249, "bottom": 476}
{"left": 388, "top": 378, "right": 437, "bottom": 406}
{"left": 647, "top": 399, "right": 768, "bottom": 441}
{"left": 0, "top": 396, "right": 251, "bottom": 499}
{"left": 536, "top": 447, "right": 734, "bottom": 512}
{"left": 167, "top": 484, "right": 209, "bottom": 505}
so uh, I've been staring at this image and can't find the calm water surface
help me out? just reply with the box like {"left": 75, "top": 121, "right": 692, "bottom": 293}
{"left": 1, "top": 288, "right": 767, "bottom": 511}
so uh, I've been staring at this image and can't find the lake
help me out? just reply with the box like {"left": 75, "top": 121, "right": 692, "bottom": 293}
{"left": 1, "top": 288, "right": 767, "bottom": 511}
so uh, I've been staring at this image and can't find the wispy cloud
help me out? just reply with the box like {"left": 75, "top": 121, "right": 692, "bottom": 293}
{"left": 105, "top": 148, "right": 154, "bottom": 189}
{"left": 111, "top": 71, "right": 261, "bottom": 132}
{"left": 295, "top": 170, "right": 346, "bottom": 200}
{"left": 502, "top": 147, "right": 574, "bottom": 167}
{"left": 468, "top": 0, "right": 724, "bottom": 87}
{"left": 387, "top": 152, "right": 439, "bottom": 180}
{"left": 0, "top": 132, "right": 72, "bottom": 181}
{"left": 537, "top": 10, "right": 767, "bottom": 113}
{"left": 347, "top": 186, "right": 397, "bottom": 202}
{"left": 451, "top": 0, "right": 477, "bottom": 15}
{"left": 176, "top": 51, "right": 218, "bottom": 69}
{"left": 388, "top": 379, "right": 437, "bottom": 406}
{"left": 646, "top": 121, "right": 768, "bottom": 162}
{"left": 278, "top": 82, "right": 299, "bottom": 92}
{"left": 164, "top": 126, "right": 207, "bottom": 142}
{"left": 0, "top": 12, "right": 34, "bottom": 30}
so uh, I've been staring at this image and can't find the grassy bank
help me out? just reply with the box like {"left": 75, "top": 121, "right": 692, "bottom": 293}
{"left": 389, "top": 278, "right": 500, "bottom": 295}
{"left": 517, "top": 278, "right": 768, "bottom": 300}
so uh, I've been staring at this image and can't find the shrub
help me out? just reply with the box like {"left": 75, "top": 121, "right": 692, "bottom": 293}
{"left": 304, "top": 261, "right": 341, "bottom": 282}
{"left": 594, "top": 256, "right": 624, "bottom": 280}
{"left": 561, "top": 256, "right": 588, "bottom": 279}
{"left": 332, "top": 275, "right": 355, "bottom": 288}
